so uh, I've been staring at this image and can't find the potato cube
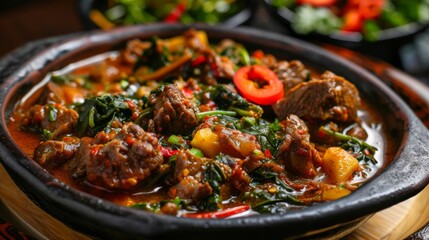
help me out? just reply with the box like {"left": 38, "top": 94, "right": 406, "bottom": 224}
{"left": 322, "top": 185, "right": 351, "bottom": 201}
{"left": 191, "top": 128, "right": 221, "bottom": 158}
{"left": 323, "top": 147, "right": 360, "bottom": 184}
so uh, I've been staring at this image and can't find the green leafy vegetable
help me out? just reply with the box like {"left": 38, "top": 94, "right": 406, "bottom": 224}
{"left": 210, "top": 85, "right": 263, "bottom": 118}
{"left": 74, "top": 94, "right": 138, "bottom": 136}
{"left": 319, "top": 126, "right": 377, "bottom": 164}
{"left": 292, "top": 5, "right": 342, "bottom": 35}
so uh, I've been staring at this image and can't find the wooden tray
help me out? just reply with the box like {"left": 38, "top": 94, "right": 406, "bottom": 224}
{"left": 1, "top": 163, "right": 429, "bottom": 240}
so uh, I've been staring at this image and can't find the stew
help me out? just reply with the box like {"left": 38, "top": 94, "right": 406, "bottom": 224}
{"left": 8, "top": 29, "right": 388, "bottom": 218}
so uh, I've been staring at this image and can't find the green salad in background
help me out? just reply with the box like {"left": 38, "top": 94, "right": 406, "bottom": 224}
{"left": 90, "top": 0, "right": 245, "bottom": 29}
{"left": 271, "top": 0, "right": 429, "bottom": 41}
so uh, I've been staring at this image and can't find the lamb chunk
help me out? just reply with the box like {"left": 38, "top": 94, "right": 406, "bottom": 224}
{"left": 34, "top": 136, "right": 80, "bottom": 168}
{"left": 80, "top": 122, "right": 163, "bottom": 190}
{"left": 68, "top": 137, "right": 92, "bottom": 179}
{"left": 273, "top": 73, "right": 360, "bottom": 122}
{"left": 183, "top": 29, "right": 209, "bottom": 51}
{"left": 230, "top": 164, "right": 251, "bottom": 192}
{"left": 213, "top": 125, "right": 261, "bottom": 159}
{"left": 274, "top": 60, "right": 310, "bottom": 91}
{"left": 169, "top": 150, "right": 213, "bottom": 202}
{"left": 150, "top": 84, "right": 199, "bottom": 134}
{"left": 169, "top": 178, "right": 213, "bottom": 202}
{"left": 276, "top": 115, "right": 321, "bottom": 178}
{"left": 174, "top": 150, "right": 209, "bottom": 182}
{"left": 120, "top": 38, "right": 151, "bottom": 65}
{"left": 23, "top": 104, "right": 78, "bottom": 140}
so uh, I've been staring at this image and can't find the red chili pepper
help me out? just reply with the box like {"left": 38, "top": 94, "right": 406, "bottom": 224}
{"left": 297, "top": 0, "right": 337, "bottom": 7}
{"left": 264, "top": 149, "right": 273, "bottom": 159}
{"left": 183, "top": 205, "right": 251, "bottom": 218}
{"left": 161, "top": 147, "right": 179, "bottom": 158}
{"left": 164, "top": 3, "right": 186, "bottom": 23}
{"left": 317, "top": 128, "right": 327, "bottom": 138}
{"left": 251, "top": 50, "right": 264, "bottom": 59}
{"left": 191, "top": 55, "right": 206, "bottom": 67}
{"left": 90, "top": 146, "right": 101, "bottom": 157}
{"left": 233, "top": 65, "right": 284, "bottom": 105}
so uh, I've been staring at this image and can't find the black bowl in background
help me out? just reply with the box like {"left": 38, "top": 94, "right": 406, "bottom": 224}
{"left": 261, "top": 0, "right": 429, "bottom": 67}
{"left": 78, "top": 0, "right": 258, "bottom": 30}
{"left": 0, "top": 24, "right": 429, "bottom": 240}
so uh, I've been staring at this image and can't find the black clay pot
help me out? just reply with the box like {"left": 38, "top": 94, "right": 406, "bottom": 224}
{"left": 0, "top": 24, "right": 428, "bottom": 240}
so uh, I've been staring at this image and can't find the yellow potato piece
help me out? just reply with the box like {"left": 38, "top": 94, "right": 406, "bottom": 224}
{"left": 323, "top": 147, "right": 360, "bottom": 184}
{"left": 322, "top": 186, "right": 351, "bottom": 201}
{"left": 191, "top": 128, "right": 221, "bottom": 158}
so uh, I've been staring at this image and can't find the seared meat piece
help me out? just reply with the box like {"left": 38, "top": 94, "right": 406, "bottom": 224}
{"left": 230, "top": 164, "right": 251, "bottom": 192}
{"left": 276, "top": 115, "right": 321, "bottom": 178}
{"left": 213, "top": 125, "right": 261, "bottom": 159}
{"left": 150, "top": 84, "right": 199, "bottom": 134}
{"left": 274, "top": 60, "right": 310, "bottom": 91}
{"left": 170, "top": 178, "right": 212, "bottom": 202}
{"left": 120, "top": 38, "right": 151, "bottom": 65}
{"left": 34, "top": 136, "right": 80, "bottom": 168}
{"left": 174, "top": 150, "right": 209, "bottom": 182}
{"left": 169, "top": 150, "right": 212, "bottom": 202}
{"left": 23, "top": 104, "right": 78, "bottom": 140}
{"left": 273, "top": 72, "right": 360, "bottom": 122}
{"left": 76, "top": 122, "right": 164, "bottom": 190}
{"left": 183, "top": 29, "right": 209, "bottom": 51}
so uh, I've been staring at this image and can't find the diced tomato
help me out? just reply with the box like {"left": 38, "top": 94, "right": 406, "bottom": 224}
{"left": 233, "top": 65, "right": 284, "bottom": 105}
{"left": 181, "top": 87, "right": 194, "bottom": 99}
{"left": 341, "top": 9, "right": 363, "bottom": 32}
{"left": 183, "top": 205, "right": 251, "bottom": 218}
{"left": 297, "top": 0, "right": 337, "bottom": 7}
{"left": 357, "top": 0, "right": 384, "bottom": 19}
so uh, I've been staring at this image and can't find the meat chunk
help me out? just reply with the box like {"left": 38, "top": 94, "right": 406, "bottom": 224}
{"left": 120, "top": 38, "right": 151, "bottom": 65}
{"left": 213, "top": 125, "right": 261, "bottom": 159}
{"left": 276, "top": 115, "right": 321, "bottom": 178}
{"left": 169, "top": 150, "right": 212, "bottom": 202}
{"left": 272, "top": 72, "right": 360, "bottom": 122}
{"left": 150, "top": 84, "right": 199, "bottom": 134}
{"left": 23, "top": 104, "right": 78, "bottom": 140}
{"left": 75, "top": 122, "right": 164, "bottom": 190}
{"left": 170, "top": 178, "right": 212, "bottom": 202}
{"left": 274, "top": 60, "right": 310, "bottom": 91}
{"left": 34, "top": 136, "right": 80, "bottom": 168}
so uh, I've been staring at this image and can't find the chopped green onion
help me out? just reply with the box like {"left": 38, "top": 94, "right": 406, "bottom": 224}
{"left": 168, "top": 135, "right": 181, "bottom": 145}
{"left": 196, "top": 110, "right": 237, "bottom": 121}
{"left": 189, "top": 148, "right": 204, "bottom": 157}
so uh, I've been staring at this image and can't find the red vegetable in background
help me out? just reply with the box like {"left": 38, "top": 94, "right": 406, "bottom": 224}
{"left": 164, "top": 3, "right": 187, "bottom": 23}
{"left": 233, "top": 65, "right": 284, "bottom": 105}
{"left": 297, "top": 0, "right": 337, "bottom": 7}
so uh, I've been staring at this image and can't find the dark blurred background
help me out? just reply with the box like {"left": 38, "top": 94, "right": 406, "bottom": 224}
{"left": 0, "top": 0, "right": 428, "bottom": 83}
{"left": 0, "top": 0, "right": 82, "bottom": 56}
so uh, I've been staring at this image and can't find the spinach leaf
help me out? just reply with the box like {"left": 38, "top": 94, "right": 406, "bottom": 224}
{"left": 210, "top": 85, "right": 263, "bottom": 118}
{"left": 74, "top": 94, "right": 138, "bottom": 136}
